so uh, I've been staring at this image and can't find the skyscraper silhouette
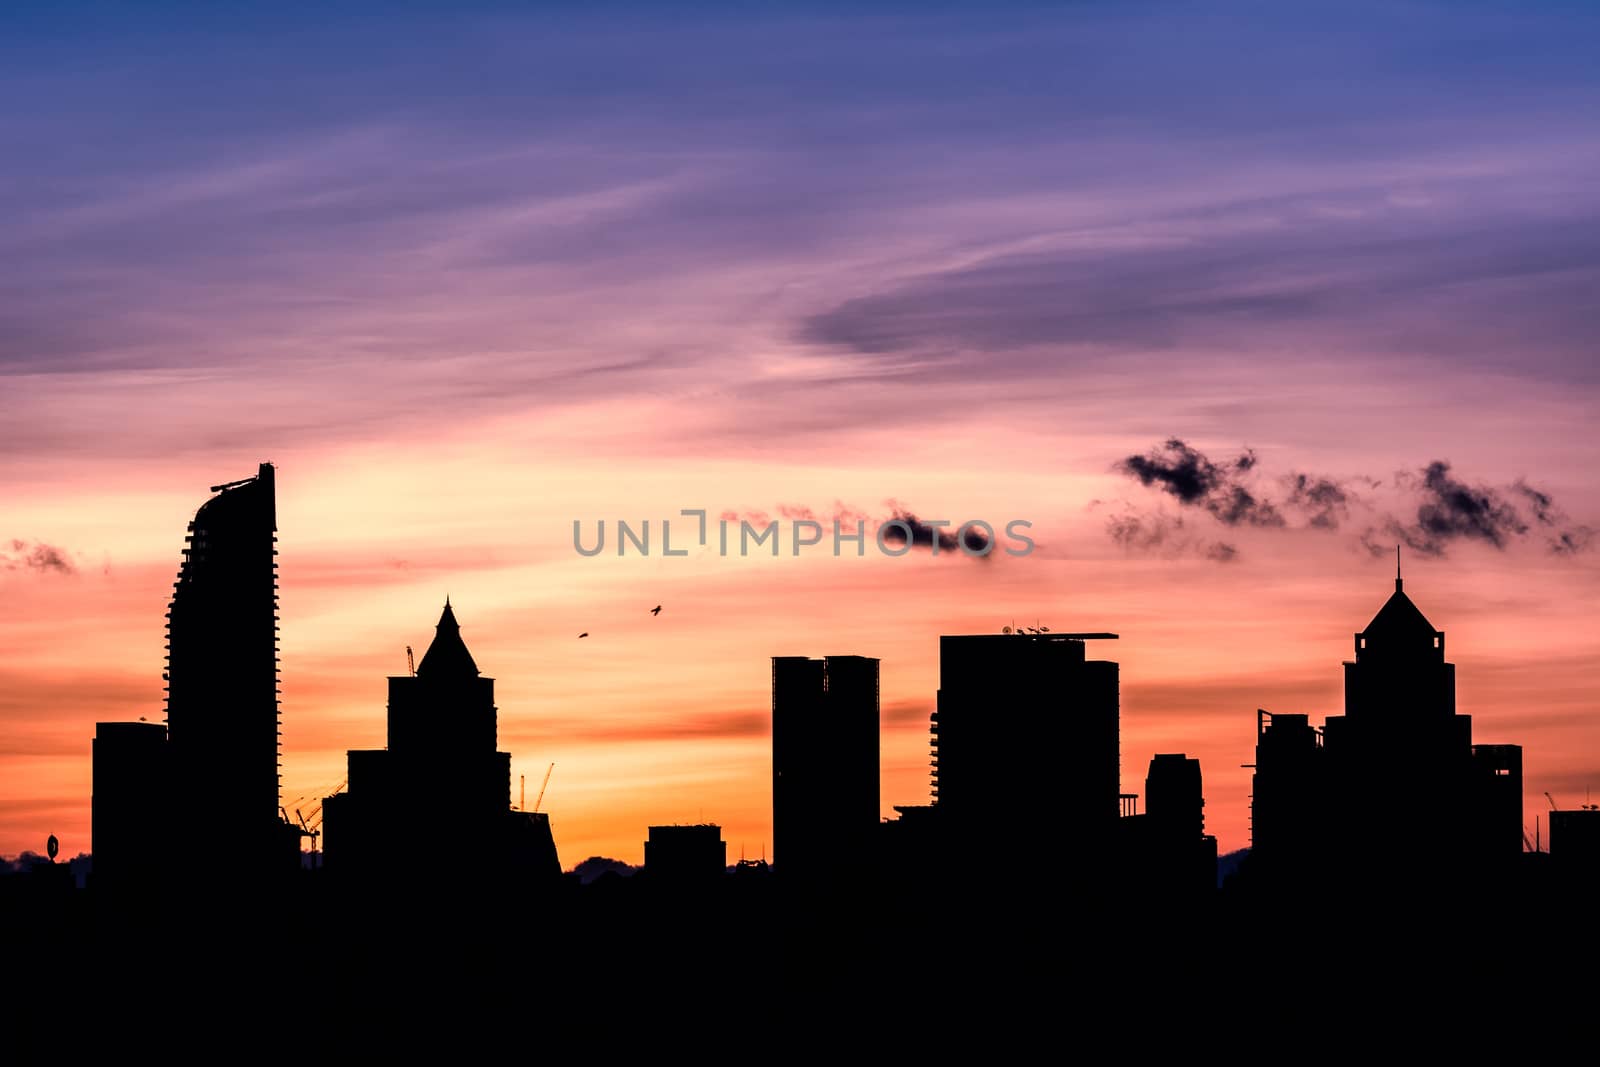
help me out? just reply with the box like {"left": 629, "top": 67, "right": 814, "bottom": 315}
{"left": 92, "top": 462, "right": 302, "bottom": 884}
{"left": 321, "top": 601, "right": 560, "bottom": 884}
{"left": 935, "top": 633, "right": 1120, "bottom": 864}
{"left": 1252, "top": 570, "right": 1523, "bottom": 885}
{"left": 771, "top": 655, "right": 879, "bottom": 881}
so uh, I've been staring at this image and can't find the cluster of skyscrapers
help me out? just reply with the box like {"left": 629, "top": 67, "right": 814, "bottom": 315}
{"left": 774, "top": 634, "right": 1217, "bottom": 897}
{"left": 86, "top": 463, "right": 1600, "bottom": 899}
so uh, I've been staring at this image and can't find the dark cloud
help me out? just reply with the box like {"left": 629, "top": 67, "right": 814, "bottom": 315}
{"left": 1364, "top": 462, "right": 1593, "bottom": 558}
{"left": 1107, "top": 511, "right": 1187, "bottom": 554}
{"left": 1105, "top": 510, "right": 1236, "bottom": 564}
{"left": 1417, "top": 462, "right": 1526, "bottom": 549}
{"left": 1549, "top": 526, "right": 1594, "bottom": 556}
{"left": 1283, "top": 473, "right": 1357, "bottom": 530}
{"left": 1511, "top": 478, "right": 1596, "bottom": 555}
{"left": 1, "top": 539, "right": 77, "bottom": 575}
{"left": 1109, "top": 444, "right": 1594, "bottom": 562}
{"left": 1119, "top": 439, "right": 1217, "bottom": 504}
{"left": 1116, "top": 439, "right": 1283, "bottom": 528}
{"left": 880, "top": 507, "right": 992, "bottom": 557}
{"left": 1389, "top": 461, "right": 1527, "bottom": 555}
{"left": 1514, "top": 480, "right": 1557, "bottom": 526}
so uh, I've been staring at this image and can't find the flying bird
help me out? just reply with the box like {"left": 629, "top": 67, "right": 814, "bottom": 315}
{"left": 650, "top": 605, "right": 662, "bottom": 615}
{"left": 578, "top": 632, "right": 589, "bottom": 639}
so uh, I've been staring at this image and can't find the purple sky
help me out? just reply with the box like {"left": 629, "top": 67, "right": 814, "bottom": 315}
{"left": 3, "top": 3, "right": 1598, "bottom": 862}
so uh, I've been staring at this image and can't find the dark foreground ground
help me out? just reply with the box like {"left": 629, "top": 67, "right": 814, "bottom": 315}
{"left": 3, "top": 870, "right": 1593, "bottom": 1055}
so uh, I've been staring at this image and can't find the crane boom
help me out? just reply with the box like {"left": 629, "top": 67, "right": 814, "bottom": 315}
{"left": 533, "top": 762, "right": 554, "bottom": 813}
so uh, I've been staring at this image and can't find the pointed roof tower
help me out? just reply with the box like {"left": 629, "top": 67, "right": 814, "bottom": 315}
{"left": 1356, "top": 547, "right": 1443, "bottom": 658}
{"left": 416, "top": 598, "right": 481, "bottom": 678}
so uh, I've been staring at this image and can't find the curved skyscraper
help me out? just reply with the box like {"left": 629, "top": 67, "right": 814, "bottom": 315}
{"left": 165, "top": 462, "right": 298, "bottom": 878}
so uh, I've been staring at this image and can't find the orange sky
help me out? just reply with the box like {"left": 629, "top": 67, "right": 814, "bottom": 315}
{"left": 3, "top": 5, "right": 1599, "bottom": 867}
{"left": 3, "top": 404, "right": 1597, "bottom": 865}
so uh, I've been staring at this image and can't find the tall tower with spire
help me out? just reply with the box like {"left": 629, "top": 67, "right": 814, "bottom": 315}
{"left": 1250, "top": 562, "right": 1524, "bottom": 882}
{"left": 321, "top": 601, "right": 560, "bottom": 883}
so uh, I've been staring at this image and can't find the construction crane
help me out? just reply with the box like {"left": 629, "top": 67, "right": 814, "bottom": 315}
{"left": 1545, "top": 791, "right": 1559, "bottom": 810}
{"left": 533, "top": 762, "right": 555, "bottom": 813}
{"left": 406, "top": 646, "right": 416, "bottom": 676}
{"left": 295, "top": 807, "right": 320, "bottom": 852}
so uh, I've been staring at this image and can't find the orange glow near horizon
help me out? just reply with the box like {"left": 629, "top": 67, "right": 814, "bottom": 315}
{"left": 3, "top": 422, "right": 1597, "bottom": 866}
{"left": 4, "top": 6, "right": 1600, "bottom": 868}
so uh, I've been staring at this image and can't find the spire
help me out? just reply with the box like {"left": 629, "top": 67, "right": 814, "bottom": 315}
{"left": 416, "top": 599, "right": 480, "bottom": 678}
{"left": 1361, "top": 564, "right": 1440, "bottom": 655}
{"left": 1396, "top": 544, "right": 1402, "bottom": 592}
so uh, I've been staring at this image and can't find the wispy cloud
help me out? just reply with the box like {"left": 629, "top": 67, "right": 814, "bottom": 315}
{"left": 1, "top": 540, "right": 77, "bottom": 576}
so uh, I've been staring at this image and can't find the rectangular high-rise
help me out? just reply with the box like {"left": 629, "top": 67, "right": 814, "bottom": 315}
{"left": 935, "top": 633, "right": 1120, "bottom": 859}
{"left": 771, "top": 655, "right": 879, "bottom": 881}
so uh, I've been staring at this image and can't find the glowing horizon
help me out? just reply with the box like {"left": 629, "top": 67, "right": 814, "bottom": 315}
{"left": 3, "top": 2, "right": 1598, "bottom": 867}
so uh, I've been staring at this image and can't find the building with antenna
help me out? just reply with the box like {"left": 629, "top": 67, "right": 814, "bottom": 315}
{"left": 935, "top": 632, "right": 1121, "bottom": 866}
{"left": 320, "top": 601, "right": 561, "bottom": 885}
{"left": 1249, "top": 561, "right": 1524, "bottom": 886}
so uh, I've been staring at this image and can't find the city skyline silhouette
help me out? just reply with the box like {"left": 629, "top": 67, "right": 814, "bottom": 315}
{"left": 6, "top": 4, "right": 1600, "bottom": 873}
{"left": 7, "top": 458, "right": 1595, "bottom": 1053}
{"left": 6, "top": 457, "right": 1598, "bottom": 874}
{"left": 4, "top": 3, "right": 1600, "bottom": 1044}
{"left": 6, "top": 460, "right": 1592, "bottom": 892}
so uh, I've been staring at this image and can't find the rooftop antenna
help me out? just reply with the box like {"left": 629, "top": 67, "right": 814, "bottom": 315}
{"left": 1396, "top": 544, "right": 1403, "bottom": 592}
{"left": 520, "top": 774, "right": 525, "bottom": 812}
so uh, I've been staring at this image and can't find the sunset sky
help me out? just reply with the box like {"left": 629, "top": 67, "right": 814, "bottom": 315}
{"left": 3, "top": 2, "right": 1598, "bottom": 866}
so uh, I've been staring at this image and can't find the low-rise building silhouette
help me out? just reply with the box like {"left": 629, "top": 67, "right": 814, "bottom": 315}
{"left": 644, "top": 824, "right": 726, "bottom": 882}
{"left": 1549, "top": 808, "right": 1600, "bottom": 878}
{"left": 1117, "top": 753, "right": 1218, "bottom": 896}
{"left": 91, "top": 721, "right": 169, "bottom": 893}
